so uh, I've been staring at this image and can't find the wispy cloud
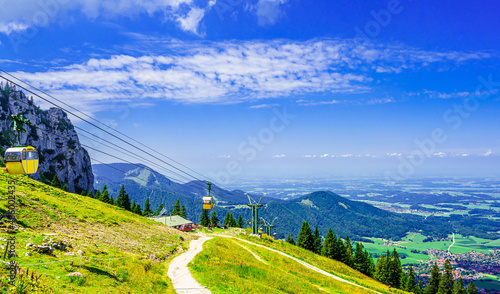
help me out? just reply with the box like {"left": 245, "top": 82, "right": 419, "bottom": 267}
{"left": 254, "top": 0, "right": 288, "bottom": 26}
{"left": 422, "top": 89, "right": 498, "bottom": 99}
{"left": 273, "top": 154, "right": 286, "bottom": 158}
{"left": 249, "top": 103, "right": 280, "bottom": 109}
{"left": 13, "top": 39, "right": 494, "bottom": 113}
{"left": 0, "top": 22, "right": 29, "bottom": 34}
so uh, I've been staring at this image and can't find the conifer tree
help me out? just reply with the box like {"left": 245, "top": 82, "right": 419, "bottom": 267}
{"left": 416, "top": 279, "right": 425, "bottom": 294}
{"left": 116, "top": 185, "right": 131, "bottom": 211}
{"left": 405, "top": 266, "right": 417, "bottom": 293}
{"left": 452, "top": 277, "right": 466, "bottom": 294}
{"left": 101, "top": 185, "right": 111, "bottom": 204}
{"left": 374, "top": 249, "right": 391, "bottom": 286}
{"left": 94, "top": 189, "right": 101, "bottom": 201}
{"left": 336, "top": 235, "right": 346, "bottom": 262}
{"left": 426, "top": 262, "right": 441, "bottom": 294}
{"left": 210, "top": 211, "right": 219, "bottom": 226}
{"left": 321, "top": 228, "right": 335, "bottom": 259}
{"left": 199, "top": 209, "right": 210, "bottom": 226}
{"left": 156, "top": 203, "right": 165, "bottom": 216}
{"left": 86, "top": 190, "right": 93, "bottom": 198}
{"left": 62, "top": 183, "right": 68, "bottom": 192}
{"left": 286, "top": 233, "right": 296, "bottom": 245}
{"left": 51, "top": 175, "right": 61, "bottom": 188}
{"left": 297, "top": 221, "right": 315, "bottom": 251}
{"left": 171, "top": 199, "right": 181, "bottom": 216}
{"left": 237, "top": 214, "right": 244, "bottom": 228}
{"left": 131, "top": 201, "right": 137, "bottom": 214}
{"left": 344, "top": 236, "right": 353, "bottom": 266}
{"left": 437, "top": 259, "right": 453, "bottom": 294}
{"left": 352, "top": 242, "right": 365, "bottom": 272}
{"left": 143, "top": 197, "right": 152, "bottom": 216}
{"left": 180, "top": 204, "right": 187, "bottom": 218}
{"left": 389, "top": 248, "right": 403, "bottom": 289}
{"left": 465, "top": 281, "right": 477, "bottom": 294}
{"left": 223, "top": 212, "right": 231, "bottom": 226}
{"left": 133, "top": 202, "right": 142, "bottom": 215}
{"left": 364, "top": 249, "right": 375, "bottom": 277}
{"left": 313, "top": 225, "right": 322, "bottom": 254}
{"left": 229, "top": 213, "right": 237, "bottom": 227}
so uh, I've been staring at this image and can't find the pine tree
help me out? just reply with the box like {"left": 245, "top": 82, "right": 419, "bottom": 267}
{"left": 210, "top": 211, "right": 219, "bottom": 226}
{"left": 94, "top": 189, "right": 101, "bottom": 201}
{"left": 237, "top": 214, "right": 244, "bottom": 228}
{"left": 426, "top": 262, "right": 441, "bottom": 294}
{"left": 416, "top": 279, "right": 425, "bottom": 294}
{"left": 199, "top": 209, "right": 210, "bottom": 226}
{"left": 465, "top": 281, "right": 477, "bottom": 294}
{"left": 321, "top": 228, "right": 335, "bottom": 259}
{"left": 389, "top": 248, "right": 403, "bottom": 289}
{"left": 131, "top": 201, "right": 137, "bottom": 214}
{"left": 297, "top": 221, "right": 315, "bottom": 251}
{"left": 101, "top": 185, "right": 111, "bottom": 204}
{"left": 374, "top": 249, "right": 391, "bottom": 286}
{"left": 452, "top": 278, "right": 466, "bottom": 294}
{"left": 133, "top": 202, "right": 142, "bottom": 215}
{"left": 116, "top": 185, "right": 131, "bottom": 211}
{"left": 180, "top": 204, "right": 187, "bottom": 218}
{"left": 86, "top": 190, "right": 93, "bottom": 198}
{"left": 51, "top": 175, "right": 61, "bottom": 188}
{"left": 286, "top": 233, "right": 296, "bottom": 245}
{"left": 61, "top": 183, "right": 68, "bottom": 191}
{"left": 313, "top": 225, "right": 322, "bottom": 254}
{"left": 171, "top": 199, "right": 181, "bottom": 216}
{"left": 437, "top": 259, "right": 453, "bottom": 294}
{"left": 143, "top": 197, "right": 152, "bottom": 216}
{"left": 336, "top": 235, "right": 346, "bottom": 262}
{"left": 156, "top": 203, "right": 165, "bottom": 216}
{"left": 344, "top": 236, "right": 353, "bottom": 266}
{"left": 352, "top": 242, "right": 365, "bottom": 272}
{"left": 229, "top": 213, "right": 237, "bottom": 227}
{"left": 363, "top": 249, "right": 375, "bottom": 277}
{"left": 405, "top": 266, "right": 417, "bottom": 293}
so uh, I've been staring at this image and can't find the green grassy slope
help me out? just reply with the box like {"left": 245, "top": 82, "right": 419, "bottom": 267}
{"left": 0, "top": 173, "right": 196, "bottom": 293}
{"left": 190, "top": 234, "right": 408, "bottom": 294}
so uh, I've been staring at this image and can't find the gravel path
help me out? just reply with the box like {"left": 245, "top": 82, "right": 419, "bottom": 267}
{"left": 167, "top": 236, "right": 213, "bottom": 294}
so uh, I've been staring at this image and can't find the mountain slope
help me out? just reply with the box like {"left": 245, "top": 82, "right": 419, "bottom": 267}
{"left": 0, "top": 172, "right": 195, "bottom": 293}
{"left": 264, "top": 191, "right": 450, "bottom": 240}
{"left": 93, "top": 163, "right": 277, "bottom": 222}
{"left": 0, "top": 84, "right": 93, "bottom": 193}
{"left": 189, "top": 234, "right": 407, "bottom": 294}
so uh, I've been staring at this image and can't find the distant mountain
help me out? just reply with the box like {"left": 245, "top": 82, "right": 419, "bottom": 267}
{"left": 92, "top": 163, "right": 276, "bottom": 221}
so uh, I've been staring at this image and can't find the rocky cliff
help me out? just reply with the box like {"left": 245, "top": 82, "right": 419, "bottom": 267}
{"left": 0, "top": 82, "right": 93, "bottom": 193}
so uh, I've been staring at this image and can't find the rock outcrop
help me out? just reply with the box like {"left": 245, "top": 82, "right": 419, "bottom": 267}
{"left": 0, "top": 82, "right": 94, "bottom": 193}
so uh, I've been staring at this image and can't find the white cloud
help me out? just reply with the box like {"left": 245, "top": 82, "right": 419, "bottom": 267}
{"left": 273, "top": 154, "right": 285, "bottom": 158}
{"left": 433, "top": 152, "right": 447, "bottom": 157}
{"left": 176, "top": 7, "right": 205, "bottom": 35}
{"left": 249, "top": 104, "right": 280, "bottom": 109}
{"left": 255, "top": 0, "right": 288, "bottom": 26}
{"left": 483, "top": 149, "right": 493, "bottom": 157}
{"left": 461, "top": 153, "right": 470, "bottom": 157}
{"left": 423, "top": 89, "right": 498, "bottom": 99}
{"left": 303, "top": 155, "right": 316, "bottom": 158}
{"left": 0, "top": 22, "right": 29, "bottom": 34}
{"left": 218, "top": 155, "right": 231, "bottom": 158}
{"left": 12, "top": 39, "right": 494, "bottom": 113}
{"left": 340, "top": 154, "right": 353, "bottom": 158}
{"left": 320, "top": 154, "right": 329, "bottom": 158}
{"left": 0, "top": 0, "right": 200, "bottom": 35}
{"left": 387, "top": 152, "right": 401, "bottom": 157}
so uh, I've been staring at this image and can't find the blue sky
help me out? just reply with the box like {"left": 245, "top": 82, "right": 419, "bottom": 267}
{"left": 1, "top": 0, "right": 499, "bottom": 182}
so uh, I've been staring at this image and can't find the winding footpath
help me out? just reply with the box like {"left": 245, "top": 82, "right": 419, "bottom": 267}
{"left": 167, "top": 236, "right": 213, "bottom": 294}
{"left": 167, "top": 234, "right": 380, "bottom": 294}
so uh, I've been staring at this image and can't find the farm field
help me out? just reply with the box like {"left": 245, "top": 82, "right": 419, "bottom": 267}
{"left": 363, "top": 233, "right": 499, "bottom": 265}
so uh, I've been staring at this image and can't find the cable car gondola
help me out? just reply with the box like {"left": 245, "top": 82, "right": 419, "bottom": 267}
{"left": 202, "top": 182, "right": 214, "bottom": 210}
{"left": 1, "top": 114, "right": 39, "bottom": 175}
{"left": 2, "top": 146, "right": 39, "bottom": 175}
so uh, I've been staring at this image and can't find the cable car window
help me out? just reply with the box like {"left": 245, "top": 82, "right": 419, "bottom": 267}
{"left": 22, "top": 151, "right": 27, "bottom": 160}
{"left": 27, "top": 151, "right": 38, "bottom": 160}
{"left": 5, "top": 152, "right": 21, "bottom": 161}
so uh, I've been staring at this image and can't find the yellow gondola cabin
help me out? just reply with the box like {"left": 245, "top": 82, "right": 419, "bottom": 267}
{"left": 2, "top": 146, "right": 39, "bottom": 175}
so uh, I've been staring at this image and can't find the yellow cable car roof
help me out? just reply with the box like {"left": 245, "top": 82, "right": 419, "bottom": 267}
{"left": 5, "top": 146, "right": 36, "bottom": 152}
